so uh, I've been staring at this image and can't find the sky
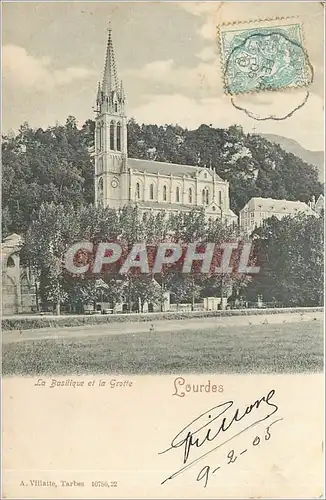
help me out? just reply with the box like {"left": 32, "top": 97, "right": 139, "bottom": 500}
{"left": 2, "top": 1, "right": 324, "bottom": 151}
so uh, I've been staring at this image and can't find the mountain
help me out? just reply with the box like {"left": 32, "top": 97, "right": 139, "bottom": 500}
{"left": 261, "top": 134, "right": 324, "bottom": 183}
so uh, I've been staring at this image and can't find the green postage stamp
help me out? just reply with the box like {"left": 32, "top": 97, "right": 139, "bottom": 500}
{"left": 219, "top": 18, "right": 312, "bottom": 95}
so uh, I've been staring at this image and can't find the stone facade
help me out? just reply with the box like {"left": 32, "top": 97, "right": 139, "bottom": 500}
{"left": 93, "top": 27, "right": 237, "bottom": 225}
{"left": 239, "top": 197, "right": 318, "bottom": 234}
{"left": 1, "top": 233, "right": 37, "bottom": 315}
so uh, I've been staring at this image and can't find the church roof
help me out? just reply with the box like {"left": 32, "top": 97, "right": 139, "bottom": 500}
{"left": 128, "top": 158, "right": 224, "bottom": 182}
{"left": 241, "top": 197, "right": 315, "bottom": 214}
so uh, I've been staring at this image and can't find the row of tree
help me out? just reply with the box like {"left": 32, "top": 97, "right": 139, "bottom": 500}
{"left": 22, "top": 204, "right": 248, "bottom": 314}
{"left": 2, "top": 117, "right": 323, "bottom": 236}
{"left": 3, "top": 117, "right": 323, "bottom": 311}
{"left": 22, "top": 203, "right": 323, "bottom": 313}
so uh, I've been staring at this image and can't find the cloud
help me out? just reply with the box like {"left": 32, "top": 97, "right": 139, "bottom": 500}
{"left": 195, "top": 46, "right": 217, "bottom": 62}
{"left": 125, "top": 57, "right": 222, "bottom": 97}
{"left": 133, "top": 59, "right": 175, "bottom": 79}
{"left": 2, "top": 44, "right": 95, "bottom": 91}
{"left": 130, "top": 91, "right": 324, "bottom": 151}
{"left": 178, "top": 2, "right": 219, "bottom": 17}
{"left": 178, "top": 2, "right": 218, "bottom": 41}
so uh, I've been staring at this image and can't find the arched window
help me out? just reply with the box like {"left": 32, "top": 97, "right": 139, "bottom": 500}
{"left": 163, "top": 185, "right": 167, "bottom": 201}
{"left": 110, "top": 121, "right": 115, "bottom": 150}
{"left": 7, "top": 256, "right": 15, "bottom": 267}
{"left": 202, "top": 188, "right": 209, "bottom": 205}
{"left": 176, "top": 187, "right": 180, "bottom": 202}
{"left": 116, "top": 122, "right": 121, "bottom": 151}
{"left": 188, "top": 188, "right": 193, "bottom": 204}
{"left": 219, "top": 190, "right": 222, "bottom": 206}
{"left": 114, "top": 102, "right": 118, "bottom": 112}
{"left": 150, "top": 184, "right": 154, "bottom": 200}
{"left": 136, "top": 182, "right": 140, "bottom": 199}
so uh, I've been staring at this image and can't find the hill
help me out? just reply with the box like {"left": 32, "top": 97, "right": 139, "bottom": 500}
{"left": 127, "top": 120, "right": 323, "bottom": 214}
{"left": 2, "top": 118, "right": 323, "bottom": 236}
{"left": 261, "top": 134, "right": 324, "bottom": 183}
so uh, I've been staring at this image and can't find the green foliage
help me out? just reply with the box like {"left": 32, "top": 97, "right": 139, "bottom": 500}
{"left": 127, "top": 122, "right": 323, "bottom": 214}
{"left": 3, "top": 116, "right": 323, "bottom": 311}
{"left": 2, "top": 117, "right": 93, "bottom": 236}
{"left": 248, "top": 213, "right": 324, "bottom": 306}
{"left": 2, "top": 117, "right": 322, "bottom": 238}
{"left": 21, "top": 202, "right": 248, "bottom": 313}
{"left": 20, "top": 201, "right": 323, "bottom": 311}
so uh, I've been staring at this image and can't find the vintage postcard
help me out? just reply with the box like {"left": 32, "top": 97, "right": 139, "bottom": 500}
{"left": 2, "top": 1, "right": 324, "bottom": 498}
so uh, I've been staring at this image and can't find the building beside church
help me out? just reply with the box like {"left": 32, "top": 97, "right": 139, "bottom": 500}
{"left": 239, "top": 196, "right": 319, "bottom": 234}
{"left": 93, "top": 26, "right": 237, "bottom": 224}
{"left": 2, "top": 233, "right": 37, "bottom": 315}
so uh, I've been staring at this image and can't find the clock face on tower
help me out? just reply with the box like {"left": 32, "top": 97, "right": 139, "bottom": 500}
{"left": 111, "top": 179, "right": 119, "bottom": 189}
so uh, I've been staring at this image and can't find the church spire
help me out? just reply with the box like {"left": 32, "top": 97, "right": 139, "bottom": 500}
{"left": 102, "top": 21, "right": 119, "bottom": 97}
{"left": 96, "top": 22, "right": 125, "bottom": 115}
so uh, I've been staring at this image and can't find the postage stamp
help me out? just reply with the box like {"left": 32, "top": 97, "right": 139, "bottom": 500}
{"left": 218, "top": 18, "right": 312, "bottom": 95}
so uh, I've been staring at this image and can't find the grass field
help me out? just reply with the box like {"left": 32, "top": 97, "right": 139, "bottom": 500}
{"left": 2, "top": 317, "right": 323, "bottom": 375}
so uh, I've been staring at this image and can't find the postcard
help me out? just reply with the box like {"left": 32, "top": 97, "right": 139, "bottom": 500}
{"left": 2, "top": 1, "right": 324, "bottom": 498}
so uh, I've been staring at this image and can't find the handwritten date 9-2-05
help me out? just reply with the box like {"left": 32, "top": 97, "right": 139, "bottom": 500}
{"left": 196, "top": 418, "right": 283, "bottom": 487}
{"left": 159, "top": 388, "right": 279, "bottom": 485}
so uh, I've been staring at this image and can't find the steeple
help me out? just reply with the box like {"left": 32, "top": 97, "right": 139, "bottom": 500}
{"left": 102, "top": 22, "right": 119, "bottom": 96}
{"left": 96, "top": 22, "right": 125, "bottom": 115}
{"left": 94, "top": 22, "right": 128, "bottom": 210}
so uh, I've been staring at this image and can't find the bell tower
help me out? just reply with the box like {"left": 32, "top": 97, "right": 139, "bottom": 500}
{"left": 94, "top": 23, "right": 128, "bottom": 208}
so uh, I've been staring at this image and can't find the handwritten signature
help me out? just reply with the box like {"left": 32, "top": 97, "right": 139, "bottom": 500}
{"left": 159, "top": 388, "right": 279, "bottom": 485}
{"left": 197, "top": 418, "right": 283, "bottom": 487}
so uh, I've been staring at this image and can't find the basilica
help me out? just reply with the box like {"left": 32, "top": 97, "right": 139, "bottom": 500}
{"left": 93, "top": 26, "right": 237, "bottom": 224}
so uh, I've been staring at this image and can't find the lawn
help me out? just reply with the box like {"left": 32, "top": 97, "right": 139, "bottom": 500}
{"left": 2, "top": 319, "right": 323, "bottom": 376}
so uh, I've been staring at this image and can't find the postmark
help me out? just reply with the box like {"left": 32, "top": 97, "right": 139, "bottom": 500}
{"left": 218, "top": 18, "right": 313, "bottom": 95}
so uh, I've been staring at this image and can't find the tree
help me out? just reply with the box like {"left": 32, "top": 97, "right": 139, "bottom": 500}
{"left": 2, "top": 118, "right": 94, "bottom": 235}
{"left": 128, "top": 276, "right": 162, "bottom": 312}
{"left": 22, "top": 203, "right": 80, "bottom": 314}
{"left": 165, "top": 273, "right": 202, "bottom": 310}
{"left": 247, "top": 214, "right": 324, "bottom": 306}
{"left": 22, "top": 203, "right": 117, "bottom": 314}
{"left": 3, "top": 117, "right": 323, "bottom": 239}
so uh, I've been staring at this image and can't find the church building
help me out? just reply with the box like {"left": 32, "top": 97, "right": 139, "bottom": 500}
{"left": 94, "top": 26, "right": 237, "bottom": 224}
